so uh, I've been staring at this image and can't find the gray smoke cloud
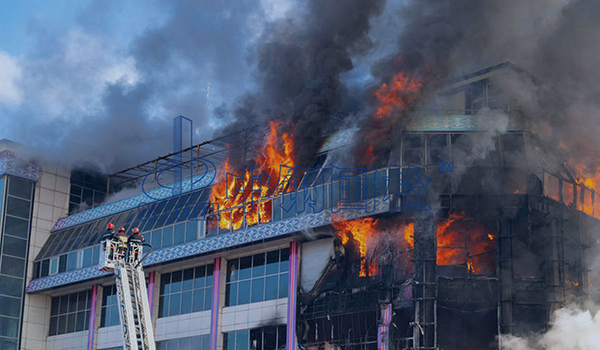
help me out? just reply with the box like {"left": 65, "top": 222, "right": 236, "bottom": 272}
{"left": 350, "top": 0, "right": 600, "bottom": 174}
{"left": 501, "top": 306, "right": 600, "bottom": 350}
{"left": 0, "top": 0, "right": 271, "bottom": 172}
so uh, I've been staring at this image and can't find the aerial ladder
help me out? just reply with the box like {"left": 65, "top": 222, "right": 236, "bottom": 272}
{"left": 99, "top": 224, "right": 155, "bottom": 350}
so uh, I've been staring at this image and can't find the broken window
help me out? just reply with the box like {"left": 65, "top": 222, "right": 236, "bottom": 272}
{"left": 300, "top": 312, "right": 378, "bottom": 350}
{"left": 224, "top": 325, "right": 287, "bottom": 350}
{"left": 437, "top": 303, "right": 497, "bottom": 350}
{"left": 561, "top": 181, "right": 574, "bottom": 206}
{"left": 436, "top": 217, "right": 496, "bottom": 276}
{"left": 543, "top": 173, "right": 560, "bottom": 202}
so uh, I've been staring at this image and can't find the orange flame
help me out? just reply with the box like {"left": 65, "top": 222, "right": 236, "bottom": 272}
{"left": 333, "top": 219, "right": 415, "bottom": 277}
{"left": 573, "top": 164, "right": 600, "bottom": 217}
{"left": 374, "top": 70, "right": 424, "bottom": 119}
{"left": 436, "top": 212, "right": 496, "bottom": 274}
{"left": 333, "top": 218, "right": 379, "bottom": 277}
{"left": 361, "top": 62, "right": 425, "bottom": 167}
{"left": 404, "top": 222, "right": 415, "bottom": 249}
{"left": 209, "top": 121, "right": 295, "bottom": 231}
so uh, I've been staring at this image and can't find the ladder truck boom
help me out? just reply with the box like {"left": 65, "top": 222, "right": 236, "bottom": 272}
{"left": 99, "top": 224, "right": 155, "bottom": 350}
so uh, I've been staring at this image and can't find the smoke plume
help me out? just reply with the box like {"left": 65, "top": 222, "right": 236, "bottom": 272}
{"left": 353, "top": 0, "right": 600, "bottom": 175}
{"left": 0, "top": 0, "right": 271, "bottom": 172}
{"left": 501, "top": 307, "right": 600, "bottom": 350}
{"left": 220, "top": 0, "right": 385, "bottom": 167}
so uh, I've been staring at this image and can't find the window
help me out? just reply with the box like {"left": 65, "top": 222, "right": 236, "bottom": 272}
{"left": 156, "top": 335, "right": 210, "bottom": 350}
{"left": 224, "top": 325, "right": 286, "bottom": 350}
{"left": 402, "top": 134, "right": 423, "bottom": 165}
{"left": 501, "top": 133, "right": 526, "bottom": 167}
{"left": 436, "top": 219, "right": 496, "bottom": 275}
{"left": 0, "top": 176, "right": 34, "bottom": 349}
{"left": 428, "top": 134, "right": 450, "bottom": 165}
{"left": 49, "top": 290, "right": 92, "bottom": 336}
{"left": 159, "top": 264, "right": 213, "bottom": 318}
{"left": 50, "top": 257, "right": 59, "bottom": 275}
{"left": 226, "top": 249, "right": 289, "bottom": 307}
{"left": 68, "top": 169, "right": 107, "bottom": 214}
{"left": 101, "top": 285, "right": 120, "bottom": 327}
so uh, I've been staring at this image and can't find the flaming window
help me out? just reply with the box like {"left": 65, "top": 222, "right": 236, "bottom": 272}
{"left": 333, "top": 218, "right": 414, "bottom": 278}
{"left": 562, "top": 181, "right": 575, "bottom": 206}
{"left": 436, "top": 214, "right": 496, "bottom": 275}
{"left": 208, "top": 121, "right": 295, "bottom": 233}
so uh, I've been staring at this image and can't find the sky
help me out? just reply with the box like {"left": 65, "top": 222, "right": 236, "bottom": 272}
{"left": 0, "top": 0, "right": 301, "bottom": 170}
{"left": 0, "top": 0, "right": 402, "bottom": 172}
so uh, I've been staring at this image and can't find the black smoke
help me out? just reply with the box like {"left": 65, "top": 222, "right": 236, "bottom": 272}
{"left": 220, "top": 0, "right": 385, "bottom": 167}
{"left": 354, "top": 0, "right": 600, "bottom": 173}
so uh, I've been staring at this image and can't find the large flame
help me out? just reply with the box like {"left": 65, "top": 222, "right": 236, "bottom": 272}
{"left": 374, "top": 68, "right": 424, "bottom": 119}
{"left": 209, "top": 121, "right": 295, "bottom": 231}
{"left": 333, "top": 217, "right": 379, "bottom": 277}
{"left": 574, "top": 164, "right": 600, "bottom": 217}
{"left": 333, "top": 219, "right": 414, "bottom": 277}
{"left": 360, "top": 63, "right": 425, "bottom": 167}
{"left": 436, "top": 212, "right": 496, "bottom": 274}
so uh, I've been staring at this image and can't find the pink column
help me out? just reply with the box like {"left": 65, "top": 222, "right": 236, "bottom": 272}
{"left": 378, "top": 303, "right": 393, "bottom": 350}
{"left": 287, "top": 241, "right": 299, "bottom": 350}
{"left": 147, "top": 271, "right": 156, "bottom": 316}
{"left": 87, "top": 284, "right": 98, "bottom": 350}
{"left": 210, "top": 257, "right": 222, "bottom": 350}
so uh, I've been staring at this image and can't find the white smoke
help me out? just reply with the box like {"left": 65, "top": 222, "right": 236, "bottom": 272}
{"left": 501, "top": 307, "right": 600, "bottom": 350}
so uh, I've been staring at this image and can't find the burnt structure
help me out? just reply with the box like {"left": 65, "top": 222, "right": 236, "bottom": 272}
{"left": 24, "top": 63, "right": 600, "bottom": 350}
{"left": 295, "top": 63, "right": 600, "bottom": 350}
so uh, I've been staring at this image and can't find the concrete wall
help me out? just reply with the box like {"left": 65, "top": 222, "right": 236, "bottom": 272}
{"left": 22, "top": 165, "right": 71, "bottom": 350}
{"left": 45, "top": 331, "right": 87, "bottom": 350}
{"left": 154, "top": 310, "right": 211, "bottom": 342}
{"left": 221, "top": 298, "right": 287, "bottom": 333}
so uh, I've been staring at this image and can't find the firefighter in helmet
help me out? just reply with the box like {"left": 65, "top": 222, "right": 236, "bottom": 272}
{"left": 101, "top": 223, "right": 117, "bottom": 260}
{"left": 116, "top": 226, "right": 129, "bottom": 260}
{"left": 128, "top": 227, "right": 144, "bottom": 262}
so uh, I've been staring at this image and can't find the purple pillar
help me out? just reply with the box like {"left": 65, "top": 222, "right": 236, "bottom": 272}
{"left": 147, "top": 271, "right": 156, "bottom": 316}
{"left": 287, "top": 242, "right": 299, "bottom": 350}
{"left": 210, "top": 257, "right": 222, "bottom": 350}
{"left": 378, "top": 303, "right": 392, "bottom": 350}
{"left": 87, "top": 285, "right": 98, "bottom": 350}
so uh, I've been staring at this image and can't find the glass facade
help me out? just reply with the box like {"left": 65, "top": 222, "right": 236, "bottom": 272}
{"left": 100, "top": 285, "right": 120, "bottom": 327}
{"left": 68, "top": 169, "right": 108, "bottom": 214}
{"left": 34, "top": 189, "right": 209, "bottom": 278}
{"left": 159, "top": 264, "right": 213, "bottom": 318}
{"left": 156, "top": 335, "right": 210, "bottom": 350}
{"left": 226, "top": 249, "right": 288, "bottom": 307}
{"left": 0, "top": 176, "right": 34, "bottom": 349}
{"left": 224, "top": 325, "right": 286, "bottom": 350}
{"left": 49, "top": 290, "right": 92, "bottom": 336}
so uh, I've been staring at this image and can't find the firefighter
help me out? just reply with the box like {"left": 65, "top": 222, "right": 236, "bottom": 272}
{"left": 128, "top": 227, "right": 145, "bottom": 262}
{"left": 116, "top": 226, "right": 129, "bottom": 260}
{"left": 101, "top": 223, "right": 117, "bottom": 260}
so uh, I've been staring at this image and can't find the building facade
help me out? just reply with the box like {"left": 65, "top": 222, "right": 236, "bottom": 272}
{"left": 14, "top": 64, "right": 600, "bottom": 350}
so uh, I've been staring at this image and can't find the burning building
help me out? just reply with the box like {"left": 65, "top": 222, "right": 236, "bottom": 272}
{"left": 14, "top": 61, "right": 600, "bottom": 350}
